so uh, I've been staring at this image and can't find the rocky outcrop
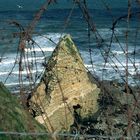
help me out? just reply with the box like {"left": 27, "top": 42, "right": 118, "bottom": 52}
{"left": 0, "top": 82, "right": 47, "bottom": 140}
{"left": 73, "top": 81, "right": 140, "bottom": 137}
{"left": 29, "top": 35, "right": 100, "bottom": 132}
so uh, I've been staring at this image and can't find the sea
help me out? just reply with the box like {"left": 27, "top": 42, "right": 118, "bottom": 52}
{"left": 0, "top": 5, "right": 140, "bottom": 93}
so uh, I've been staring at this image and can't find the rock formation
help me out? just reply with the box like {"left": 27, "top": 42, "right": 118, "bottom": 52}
{"left": 73, "top": 81, "right": 140, "bottom": 137}
{"left": 0, "top": 82, "right": 47, "bottom": 140}
{"left": 28, "top": 35, "right": 100, "bottom": 132}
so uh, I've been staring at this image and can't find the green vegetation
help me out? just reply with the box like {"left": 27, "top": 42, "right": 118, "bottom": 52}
{"left": 0, "top": 83, "right": 48, "bottom": 140}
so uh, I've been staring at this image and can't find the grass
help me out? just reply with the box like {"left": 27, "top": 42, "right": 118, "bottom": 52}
{"left": 0, "top": 82, "right": 48, "bottom": 140}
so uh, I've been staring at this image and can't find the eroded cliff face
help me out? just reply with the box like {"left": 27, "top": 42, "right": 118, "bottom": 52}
{"left": 29, "top": 35, "right": 100, "bottom": 132}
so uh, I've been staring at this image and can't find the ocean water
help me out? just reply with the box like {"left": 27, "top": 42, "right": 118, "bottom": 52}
{"left": 0, "top": 7, "right": 140, "bottom": 93}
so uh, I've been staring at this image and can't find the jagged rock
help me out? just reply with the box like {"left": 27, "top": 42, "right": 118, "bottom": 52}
{"left": 0, "top": 82, "right": 47, "bottom": 140}
{"left": 29, "top": 35, "right": 100, "bottom": 132}
{"left": 77, "top": 81, "right": 140, "bottom": 137}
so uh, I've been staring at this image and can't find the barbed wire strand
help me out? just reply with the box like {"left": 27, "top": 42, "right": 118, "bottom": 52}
{"left": 0, "top": 131, "right": 140, "bottom": 139}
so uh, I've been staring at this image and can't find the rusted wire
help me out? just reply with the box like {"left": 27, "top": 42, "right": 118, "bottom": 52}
{"left": 0, "top": 0, "right": 140, "bottom": 138}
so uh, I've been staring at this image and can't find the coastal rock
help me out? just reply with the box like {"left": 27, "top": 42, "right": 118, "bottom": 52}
{"left": 0, "top": 82, "right": 47, "bottom": 140}
{"left": 29, "top": 35, "right": 100, "bottom": 132}
{"left": 76, "top": 81, "right": 140, "bottom": 137}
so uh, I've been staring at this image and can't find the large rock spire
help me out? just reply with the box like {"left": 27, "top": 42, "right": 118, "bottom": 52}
{"left": 29, "top": 35, "right": 100, "bottom": 132}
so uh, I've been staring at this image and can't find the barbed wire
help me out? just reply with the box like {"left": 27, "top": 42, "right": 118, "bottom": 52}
{"left": 0, "top": 131, "right": 140, "bottom": 139}
{"left": 0, "top": 0, "right": 140, "bottom": 138}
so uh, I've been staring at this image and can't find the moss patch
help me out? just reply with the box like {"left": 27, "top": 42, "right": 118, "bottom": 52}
{"left": 0, "top": 83, "right": 48, "bottom": 140}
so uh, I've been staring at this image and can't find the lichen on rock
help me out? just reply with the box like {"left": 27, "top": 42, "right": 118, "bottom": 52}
{"left": 28, "top": 35, "right": 100, "bottom": 132}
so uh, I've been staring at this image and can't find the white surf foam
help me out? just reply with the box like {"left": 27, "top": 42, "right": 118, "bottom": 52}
{"left": 25, "top": 47, "right": 54, "bottom": 52}
{"left": 0, "top": 69, "right": 43, "bottom": 76}
{"left": 25, "top": 33, "right": 66, "bottom": 53}
{"left": 5, "top": 81, "right": 39, "bottom": 86}
{"left": 0, "top": 33, "right": 64, "bottom": 65}
{"left": 105, "top": 62, "right": 140, "bottom": 67}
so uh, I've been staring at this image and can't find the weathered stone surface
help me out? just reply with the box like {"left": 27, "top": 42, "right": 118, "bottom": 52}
{"left": 0, "top": 82, "right": 47, "bottom": 140}
{"left": 29, "top": 35, "right": 100, "bottom": 132}
{"left": 74, "top": 81, "right": 140, "bottom": 137}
